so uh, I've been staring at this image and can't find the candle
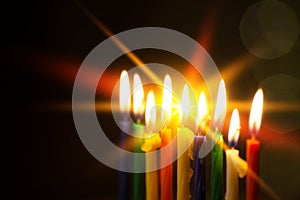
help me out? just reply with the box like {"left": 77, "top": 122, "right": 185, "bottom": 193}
{"left": 132, "top": 73, "right": 145, "bottom": 200}
{"left": 210, "top": 79, "right": 226, "bottom": 200}
{"left": 119, "top": 70, "right": 131, "bottom": 200}
{"left": 194, "top": 91, "right": 208, "bottom": 200}
{"left": 160, "top": 74, "right": 173, "bottom": 200}
{"left": 246, "top": 89, "right": 263, "bottom": 200}
{"left": 141, "top": 91, "right": 161, "bottom": 200}
{"left": 177, "top": 84, "right": 194, "bottom": 200}
{"left": 225, "top": 109, "right": 247, "bottom": 200}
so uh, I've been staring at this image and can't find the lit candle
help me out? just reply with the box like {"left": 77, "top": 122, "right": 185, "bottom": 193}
{"left": 119, "top": 70, "right": 131, "bottom": 200}
{"left": 225, "top": 109, "right": 247, "bottom": 200}
{"left": 160, "top": 74, "right": 173, "bottom": 200}
{"left": 210, "top": 79, "right": 226, "bottom": 200}
{"left": 132, "top": 73, "right": 145, "bottom": 200}
{"left": 194, "top": 91, "right": 208, "bottom": 200}
{"left": 177, "top": 84, "right": 194, "bottom": 200}
{"left": 141, "top": 91, "right": 161, "bottom": 200}
{"left": 246, "top": 89, "right": 263, "bottom": 200}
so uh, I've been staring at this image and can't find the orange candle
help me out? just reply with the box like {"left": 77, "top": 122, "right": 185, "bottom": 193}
{"left": 246, "top": 89, "right": 263, "bottom": 200}
{"left": 160, "top": 75, "right": 173, "bottom": 200}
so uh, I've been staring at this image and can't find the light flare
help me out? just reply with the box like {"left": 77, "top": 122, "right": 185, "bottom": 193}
{"left": 133, "top": 73, "right": 145, "bottom": 120}
{"left": 119, "top": 70, "right": 131, "bottom": 114}
{"left": 228, "top": 108, "right": 240, "bottom": 147}
{"left": 145, "top": 91, "right": 156, "bottom": 131}
{"left": 196, "top": 91, "right": 208, "bottom": 132}
{"left": 162, "top": 75, "right": 173, "bottom": 125}
{"left": 212, "top": 79, "right": 226, "bottom": 131}
{"left": 75, "top": 1, "right": 161, "bottom": 85}
{"left": 249, "top": 89, "right": 264, "bottom": 136}
{"left": 179, "top": 84, "right": 190, "bottom": 125}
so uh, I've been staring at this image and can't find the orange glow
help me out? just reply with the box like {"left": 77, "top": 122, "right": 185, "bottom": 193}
{"left": 119, "top": 70, "right": 131, "bottom": 113}
{"left": 249, "top": 89, "right": 264, "bottom": 136}
{"left": 228, "top": 108, "right": 240, "bottom": 146}
{"left": 212, "top": 79, "right": 226, "bottom": 131}
{"left": 145, "top": 91, "right": 156, "bottom": 131}
{"left": 221, "top": 53, "right": 256, "bottom": 82}
{"left": 196, "top": 92, "right": 208, "bottom": 130}
{"left": 133, "top": 73, "right": 145, "bottom": 118}
{"left": 179, "top": 84, "right": 190, "bottom": 124}
{"left": 162, "top": 75, "right": 172, "bottom": 124}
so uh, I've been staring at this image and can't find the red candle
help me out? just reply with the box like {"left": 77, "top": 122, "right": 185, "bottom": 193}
{"left": 246, "top": 89, "right": 263, "bottom": 200}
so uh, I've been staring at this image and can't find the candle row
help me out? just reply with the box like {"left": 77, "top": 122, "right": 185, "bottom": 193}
{"left": 119, "top": 70, "right": 263, "bottom": 200}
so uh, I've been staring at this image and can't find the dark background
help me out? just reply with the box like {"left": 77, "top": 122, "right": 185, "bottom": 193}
{"left": 5, "top": 0, "right": 300, "bottom": 199}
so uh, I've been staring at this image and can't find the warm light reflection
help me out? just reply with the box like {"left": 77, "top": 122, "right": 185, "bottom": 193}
{"left": 162, "top": 74, "right": 172, "bottom": 124}
{"left": 196, "top": 91, "right": 208, "bottom": 131}
{"left": 133, "top": 73, "right": 145, "bottom": 119}
{"left": 249, "top": 89, "right": 264, "bottom": 136}
{"left": 179, "top": 84, "right": 190, "bottom": 124}
{"left": 119, "top": 70, "right": 131, "bottom": 114}
{"left": 212, "top": 79, "right": 226, "bottom": 131}
{"left": 228, "top": 108, "right": 240, "bottom": 147}
{"left": 35, "top": 7, "right": 283, "bottom": 198}
{"left": 145, "top": 91, "right": 156, "bottom": 131}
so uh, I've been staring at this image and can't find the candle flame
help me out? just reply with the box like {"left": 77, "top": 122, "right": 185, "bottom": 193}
{"left": 179, "top": 84, "right": 190, "bottom": 124}
{"left": 133, "top": 73, "right": 144, "bottom": 119}
{"left": 196, "top": 91, "right": 208, "bottom": 131}
{"left": 249, "top": 89, "right": 264, "bottom": 136}
{"left": 119, "top": 70, "right": 131, "bottom": 114}
{"left": 212, "top": 79, "right": 226, "bottom": 131}
{"left": 228, "top": 108, "right": 240, "bottom": 147}
{"left": 161, "top": 74, "right": 172, "bottom": 125}
{"left": 145, "top": 91, "right": 156, "bottom": 131}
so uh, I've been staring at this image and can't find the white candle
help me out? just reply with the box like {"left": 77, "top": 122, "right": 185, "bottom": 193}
{"left": 225, "top": 109, "right": 247, "bottom": 200}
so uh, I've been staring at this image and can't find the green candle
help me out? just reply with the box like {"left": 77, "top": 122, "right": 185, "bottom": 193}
{"left": 210, "top": 79, "right": 226, "bottom": 200}
{"left": 133, "top": 122, "right": 145, "bottom": 200}
{"left": 132, "top": 73, "right": 146, "bottom": 200}
{"left": 210, "top": 130, "right": 223, "bottom": 200}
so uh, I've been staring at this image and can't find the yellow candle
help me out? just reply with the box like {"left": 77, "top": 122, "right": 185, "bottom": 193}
{"left": 225, "top": 109, "right": 247, "bottom": 200}
{"left": 141, "top": 91, "right": 161, "bottom": 200}
{"left": 177, "top": 85, "right": 194, "bottom": 200}
{"left": 160, "top": 75, "right": 173, "bottom": 200}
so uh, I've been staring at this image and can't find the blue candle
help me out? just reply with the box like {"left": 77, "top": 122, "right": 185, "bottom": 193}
{"left": 119, "top": 70, "right": 131, "bottom": 200}
{"left": 194, "top": 136, "right": 206, "bottom": 200}
{"left": 119, "top": 121, "right": 130, "bottom": 200}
